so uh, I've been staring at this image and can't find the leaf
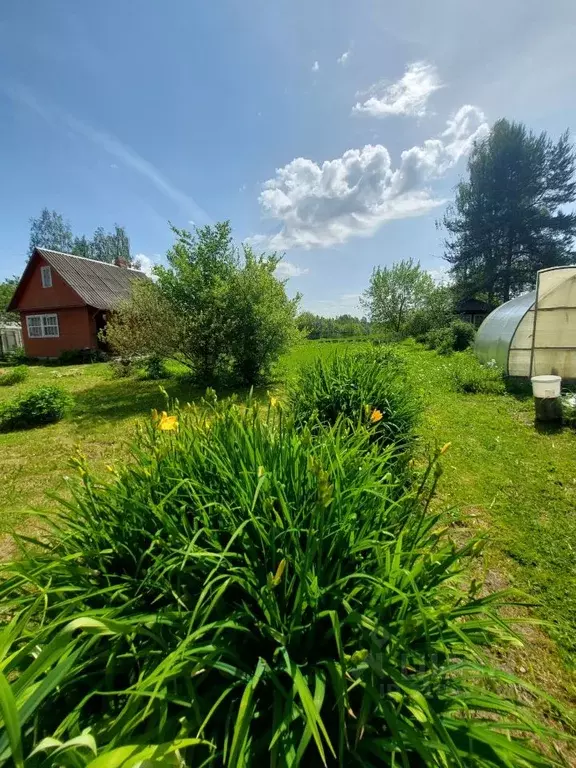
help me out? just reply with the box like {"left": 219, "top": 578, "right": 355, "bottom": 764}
{"left": 0, "top": 671, "right": 23, "bottom": 768}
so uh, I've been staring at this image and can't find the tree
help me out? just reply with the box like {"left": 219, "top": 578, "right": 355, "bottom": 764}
{"left": 72, "top": 235, "right": 92, "bottom": 259}
{"left": 442, "top": 119, "right": 576, "bottom": 303}
{"left": 90, "top": 225, "right": 132, "bottom": 264}
{"left": 228, "top": 247, "right": 300, "bottom": 384}
{"left": 28, "top": 208, "right": 73, "bottom": 255}
{"left": 111, "top": 221, "right": 299, "bottom": 385}
{"left": 361, "top": 259, "right": 435, "bottom": 333}
{"left": 103, "top": 280, "right": 182, "bottom": 361}
{"left": 0, "top": 277, "right": 19, "bottom": 323}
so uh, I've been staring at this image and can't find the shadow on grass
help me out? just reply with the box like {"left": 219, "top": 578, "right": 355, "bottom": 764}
{"left": 504, "top": 376, "right": 533, "bottom": 400}
{"left": 71, "top": 376, "right": 270, "bottom": 424}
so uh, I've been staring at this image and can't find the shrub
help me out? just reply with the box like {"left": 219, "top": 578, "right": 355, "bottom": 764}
{"left": 449, "top": 351, "right": 505, "bottom": 394}
{"left": 57, "top": 348, "right": 108, "bottom": 365}
{"left": 109, "top": 358, "right": 133, "bottom": 378}
{"left": 287, "top": 347, "right": 419, "bottom": 457}
{"left": 0, "top": 385, "right": 72, "bottom": 431}
{"left": 4, "top": 346, "right": 30, "bottom": 365}
{"left": 426, "top": 320, "right": 476, "bottom": 355}
{"left": 0, "top": 365, "right": 28, "bottom": 386}
{"left": 0, "top": 397, "right": 556, "bottom": 764}
{"left": 142, "top": 353, "right": 169, "bottom": 380}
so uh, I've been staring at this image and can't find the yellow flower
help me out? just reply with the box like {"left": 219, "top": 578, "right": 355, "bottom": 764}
{"left": 158, "top": 413, "right": 178, "bottom": 431}
{"left": 257, "top": 465, "right": 265, "bottom": 478}
{"left": 440, "top": 441, "right": 452, "bottom": 455}
{"left": 270, "top": 396, "right": 279, "bottom": 408}
{"left": 151, "top": 408, "right": 159, "bottom": 422}
{"left": 370, "top": 408, "right": 383, "bottom": 423}
{"left": 106, "top": 465, "right": 115, "bottom": 473}
{"left": 271, "top": 558, "right": 286, "bottom": 586}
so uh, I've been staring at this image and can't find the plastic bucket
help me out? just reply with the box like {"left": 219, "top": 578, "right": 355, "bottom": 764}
{"left": 531, "top": 375, "right": 562, "bottom": 399}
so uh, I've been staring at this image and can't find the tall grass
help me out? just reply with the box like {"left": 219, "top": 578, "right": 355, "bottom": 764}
{"left": 287, "top": 347, "right": 419, "bottom": 459}
{"left": 0, "top": 395, "right": 561, "bottom": 766}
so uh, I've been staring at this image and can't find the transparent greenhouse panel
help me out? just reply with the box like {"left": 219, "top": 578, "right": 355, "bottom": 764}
{"left": 508, "top": 349, "right": 531, "bottom": 377}
{"left": 537, "top": 268, "right": 576, "bottom": 308}
{"left": 533, "top": 349, "right": 576, "bottom": 378}
{"left": 475, "top": 292, "right": 535, "bottom": 373}
{"left": 534, "top": 307, "right": 576, "bottom": 348}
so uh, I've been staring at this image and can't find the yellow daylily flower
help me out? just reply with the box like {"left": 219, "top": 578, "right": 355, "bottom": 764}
{"left": 370, "top": 408, "right": 383, "bottom": 423}
{"left": 158, "top": 413, "right": 178, "bottom": 431}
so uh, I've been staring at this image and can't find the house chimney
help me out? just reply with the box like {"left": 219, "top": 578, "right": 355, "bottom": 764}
{"left": 114, "top": 257, "right": 129, "bottom": 268}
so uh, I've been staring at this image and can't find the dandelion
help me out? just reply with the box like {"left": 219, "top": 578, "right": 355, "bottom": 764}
{"left": 158, "top": 412, "right": 178, "bottom": 431}
{"left": 370, "top": 408, "right": 383, "bottom": 423}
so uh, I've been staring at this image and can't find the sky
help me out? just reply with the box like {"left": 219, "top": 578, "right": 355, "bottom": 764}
{"left": 1, "top": 0, "right": 575, "bottom": 315}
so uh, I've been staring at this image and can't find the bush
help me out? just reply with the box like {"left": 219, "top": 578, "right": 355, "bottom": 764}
{"left": 142, "top": 354, "right": 169, "bottom": 380}
{"left": 0, "top": 365, "right": 28, "bottom": 386}
{"left": 0, "top": 397, "right": 555, "bottom": 764}
{"left": 287, "top": 347, "right": 419, "bottom": 457}
{"left": 449, "top": 351, "right": 505, "bottom": 394}
{"left": 0, "top": 385, "right": 72, "bottom": 431}
{"left": 4, "top": 346, "right": 30, "bottom": 365}
{"left": 57, "top": 348, "right": 108, "bottom": 365}
{"left": 426, "top": 320, "right": 476, "bottom": 355}
{"left": 109, "top": 358, "right": 133, "bottom": 378}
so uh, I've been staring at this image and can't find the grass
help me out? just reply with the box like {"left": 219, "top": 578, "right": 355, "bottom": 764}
{"left": 1, "top": 343, "right": 576, "bottom": 693}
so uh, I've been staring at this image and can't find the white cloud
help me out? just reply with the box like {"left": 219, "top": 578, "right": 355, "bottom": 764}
{"left": 312, "top": 60, "right": 320, "bottom": 72}
{"left": 133, "top": 253, "right": 156, "bottom": 277}
{"left": 353, "top": 62, "right": 442, "bottom": 118}
{"left": 337, "top": 50, "right": 350, "bottom": 65}
{"left": 275, "top": 260, "right": 309, "bottom": 278}
{"left": 253, "top": 105, "right": 488, "bottom": 250}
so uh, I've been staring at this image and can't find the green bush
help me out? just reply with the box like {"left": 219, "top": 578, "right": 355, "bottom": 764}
{"left": 57, "top": 348, "right": 108, "bottom": 365}
{"left": 142, "top": 353, "right": 169, "bottom": 380}
{"left": 0, "top": 385, "right": 72, "bottom": 431}
{"left": 109, "top": 358, "right": 133, "bottom": 378}
{"left": 0, "top": 397, "right": 555, "bottom": 765}
{"left": 426, "top": 320, "right": 476, "bottom": 355}
{"left": 0, "top": 365, "right": 28, "bottom": 386}
{"left": 450, "top": 351, "right": 505, "bottom": 394}
{"left": 4, "top": 346, "right": 30, "bottom": 365}
{"left": 287, "top": 347, "right": 419, "bottom": 457}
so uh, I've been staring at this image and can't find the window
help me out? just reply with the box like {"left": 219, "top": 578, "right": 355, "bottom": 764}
{"left": 26, "top": 314, "right": 59, "bottom": 339}
{"left": 40, "top": 266, "right": 52, "bottom": 288}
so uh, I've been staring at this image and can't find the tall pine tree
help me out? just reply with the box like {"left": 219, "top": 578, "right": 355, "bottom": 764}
{"left": 442, "top": 119, "right": 576, "bottom": 303}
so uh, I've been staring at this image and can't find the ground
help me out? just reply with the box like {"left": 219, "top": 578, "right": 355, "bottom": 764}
{"left": 1, "top": 342, "right": 576, "bottom": 711}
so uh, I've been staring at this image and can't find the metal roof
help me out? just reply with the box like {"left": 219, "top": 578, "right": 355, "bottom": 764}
{"left": 10, "top": 249, "right": 148, "bottom": 311}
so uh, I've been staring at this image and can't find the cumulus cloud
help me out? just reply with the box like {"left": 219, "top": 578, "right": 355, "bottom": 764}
{"left": 133, "top": 253, "right": 156, "bottom": 277}
{"left": 337, "top": 50, "right": 350, "bottom": 65}
{"left": 312, "top": 60, "right": 320, "bottom": 72}
{"left": 275, "top": 260, "right": 309, "bottom": 278}
{"left": 353, "top": 62, "right": 442, "bottom": 118}
{"left": 253, "top": 105, "right": 488, "bottom": 250}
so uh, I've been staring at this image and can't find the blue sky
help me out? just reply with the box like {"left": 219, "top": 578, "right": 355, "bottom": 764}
{"left": 1, "top": 0, "right": 575, "bottom": 315}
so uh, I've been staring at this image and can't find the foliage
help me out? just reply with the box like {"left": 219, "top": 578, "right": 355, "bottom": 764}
{"left": 28, "top": 208, "right": 74, "bottom": 256}
{"left": 404, "top": 284, "right": 455, "bottom": 339}
{"left": 154, "top": 222, "right": 299, "bottom": 385}
{"left": 442, "top": 119, "right": 576, "bottom": 303}
{"left": 296, "top": 312, "right": 370, "bottom": 339}
{"left": 0, "top": 385, "right": 72, "bottom": 431}
{"left": 361, "top": 259, "right": 439, "bottom": 334}
{"left": 29, "top": 208, "right": 135, "bottom": 264}
{"left": 426, "top": 320, "right": 476, "bottom": 355}
{"left": 109, "top": 358, "right": 134, "bottom": 378}
{"left": 0, "top": 366, "right": 28, "bottom": 387}
{"left": 89, "top": 224, "right": 132, "bottom": 265}
{"left": 0, "top": 396, "right": 558, "bottom": 766}
{"left": 142, "top": 354, "right": 169, "bottom": 380}
{"left": 449, "top": 351, "right": 505, "bottom": 394}
{"left": 227, "top": 247, "right": 300, "bottom": 384}
{"left": 0, "top": 278, "right": 19, "bottom": 324}
{"left": 3, "top": 348, "right": 29, "bottom": 365}
{"left": 288, "top": 347, "right": 419, "bottom": 458}
{"left": 57, "top": 348, "right": 108, "bottom": 365}
{"left": 104, "top": 279, "right": 182, "bottom": 364}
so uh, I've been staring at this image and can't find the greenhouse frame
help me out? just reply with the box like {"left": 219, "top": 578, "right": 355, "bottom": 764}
{"left": 475, "top": 266, "right": 576, "bottom": 379}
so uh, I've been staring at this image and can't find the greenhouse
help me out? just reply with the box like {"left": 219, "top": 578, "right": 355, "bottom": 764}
{"left": 475, "top": 265, "right": 576, "bottom": 378}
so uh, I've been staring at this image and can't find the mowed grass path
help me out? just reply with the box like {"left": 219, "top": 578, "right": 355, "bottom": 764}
{"left": 1, "top": 342, "right": 576, "bottom": 690}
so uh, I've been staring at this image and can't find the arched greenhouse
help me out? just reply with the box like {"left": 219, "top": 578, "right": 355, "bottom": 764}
{"left": 475, "top": 266, "right": 576, "bottom": 378}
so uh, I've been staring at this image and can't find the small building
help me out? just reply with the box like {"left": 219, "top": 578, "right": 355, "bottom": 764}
{"left": 7, "top": 248, "right": 147, "bottom": 358}
{"left": 475, "top": 265, "right": 576, "bottom": 378}
{"left": 455, "top": 297, "right": 492, "bottom": 328}
{"left": 0, "top": 323, "right": 23, "bottom": 357}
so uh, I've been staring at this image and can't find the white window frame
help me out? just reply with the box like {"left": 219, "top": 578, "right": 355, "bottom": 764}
{"left": 40, "top": 265, "right": 52, "bottom": 288}
{"left": 26, "top": 313, "right": 59, "bottom": 339}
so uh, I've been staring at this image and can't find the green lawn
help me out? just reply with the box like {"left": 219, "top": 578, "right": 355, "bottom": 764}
{"left": 1, "top": 342, "right": 576, "bottom": 701}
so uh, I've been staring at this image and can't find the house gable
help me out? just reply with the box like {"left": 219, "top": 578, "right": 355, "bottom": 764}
{"left": 8, "top": 251, "right": 85, "bottom": 312}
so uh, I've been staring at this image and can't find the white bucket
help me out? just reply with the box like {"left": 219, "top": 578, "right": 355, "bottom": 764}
{"left": 531, "top": 375, "right": 562, "bottom": 399}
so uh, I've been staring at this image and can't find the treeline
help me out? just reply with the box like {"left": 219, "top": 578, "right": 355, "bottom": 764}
{"left": 28, "top": 208, "right": 135, "bottom": 266}
{"left": 296, "top": 312, "right": 371, "bottom": 339}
